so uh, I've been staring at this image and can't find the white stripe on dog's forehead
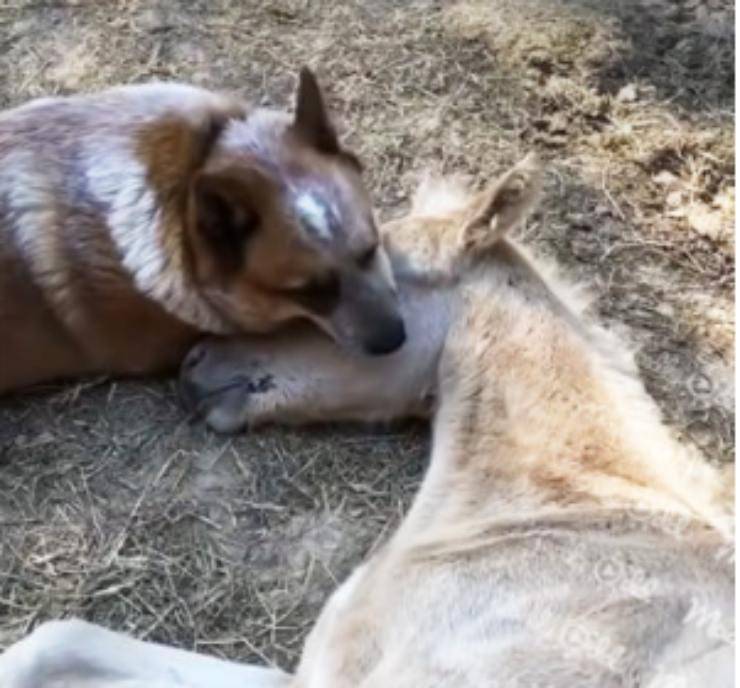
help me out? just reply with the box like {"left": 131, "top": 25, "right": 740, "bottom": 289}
{"left": 294, "top": 189, "right": 337, "bottom": 241}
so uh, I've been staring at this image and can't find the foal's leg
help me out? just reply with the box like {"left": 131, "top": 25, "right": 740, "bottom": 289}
{"left": 0, "top": 619, "right": 289, "bottom": 688}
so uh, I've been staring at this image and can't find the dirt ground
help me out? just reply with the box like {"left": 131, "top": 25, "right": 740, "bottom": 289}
{"left": 0, "top": 0, "right": 734, "bottom": 672}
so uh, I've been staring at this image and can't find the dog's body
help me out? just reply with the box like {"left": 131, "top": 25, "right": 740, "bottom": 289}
{"left": 0, "top": 72, "right": 404, "bottom": 393}
{"left": 0, "top": 157, "right": 732, "bottom": 687}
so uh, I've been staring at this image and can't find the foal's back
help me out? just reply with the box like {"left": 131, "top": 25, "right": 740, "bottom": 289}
{"left": 293, "top": 511, "right": 730, "bottom": 687}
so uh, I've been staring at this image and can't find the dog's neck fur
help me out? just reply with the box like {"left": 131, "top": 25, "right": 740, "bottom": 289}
{"left": 90, "top": 108, "right": 298, "bottom": 335}
{"left": 82, "top": 146, "right": 231, "bottom": 334}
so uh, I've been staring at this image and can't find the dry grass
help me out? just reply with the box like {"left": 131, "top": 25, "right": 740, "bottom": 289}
{"left": 0, "top": 378, "right": 427, "bottom": 666}
{"left": 0, "top": 0, "right": 734, "bottom": 671}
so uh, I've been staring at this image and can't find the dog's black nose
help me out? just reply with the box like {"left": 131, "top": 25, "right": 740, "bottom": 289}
{"left": 363, "top": 318, "right": 406, "bottom": 356}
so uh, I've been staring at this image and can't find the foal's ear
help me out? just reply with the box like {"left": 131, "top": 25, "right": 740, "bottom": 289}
{"left": 460, "top": 153, "right": 543, "bottom": 252}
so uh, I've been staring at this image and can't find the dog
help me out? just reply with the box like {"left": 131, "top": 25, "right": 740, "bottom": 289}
{"left": 0, "top": 68, "right": 405, "bottom": 393}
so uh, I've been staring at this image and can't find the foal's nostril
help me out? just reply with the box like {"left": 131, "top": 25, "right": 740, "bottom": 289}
{"left": 183, "top": 343, "right": 207, "bottom": 372}
{"left": 178, "top": 376, "right": 202, "bottom": 415}
{"left": 179, "top": 344, "right": 208, "bottom": 414}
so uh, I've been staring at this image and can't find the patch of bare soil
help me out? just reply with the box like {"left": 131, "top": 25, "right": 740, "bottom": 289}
{"left": 0, "top": 0, "right": 733, "bottom": 670}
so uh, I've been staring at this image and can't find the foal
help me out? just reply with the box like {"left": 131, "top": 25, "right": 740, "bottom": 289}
{"left": 1, "top": 155, "right": 732, "bottom": 687}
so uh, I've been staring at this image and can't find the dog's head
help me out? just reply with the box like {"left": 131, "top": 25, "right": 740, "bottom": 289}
{"left": 185, "top": 68, "right": 405, "bottom": 355}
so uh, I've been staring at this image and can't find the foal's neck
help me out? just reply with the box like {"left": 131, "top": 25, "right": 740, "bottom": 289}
{"left": 418, "top": 241, "right": 727, "bottom": 534}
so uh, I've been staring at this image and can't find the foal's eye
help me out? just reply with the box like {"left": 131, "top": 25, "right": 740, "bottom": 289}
{"left": 356, "top": 245, "right": 377, "bottom": 269}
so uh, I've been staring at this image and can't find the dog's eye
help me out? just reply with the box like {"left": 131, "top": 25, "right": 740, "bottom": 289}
{"left": 281, "top": 272, "right": 340, "bottom": 315}
{"left": 300, "top": 273, "right": 340, "bottom": 300}
{"left": 356, "top": 245, "right": 377, "bottom": 269}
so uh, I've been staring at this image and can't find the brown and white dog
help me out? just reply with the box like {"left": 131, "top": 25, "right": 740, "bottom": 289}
{"left": 0, "top": 68, "right": 405, "bottom": 393}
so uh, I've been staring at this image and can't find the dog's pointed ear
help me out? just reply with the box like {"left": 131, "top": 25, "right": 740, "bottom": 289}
{"left": 189, "top": 169, "right": 263, "bottom": 277}
{"left": 292, "top": 67, "right": 340, "bottom": 154}
{"left": 460, "top": 153, "right": 543, "bottom": 253}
